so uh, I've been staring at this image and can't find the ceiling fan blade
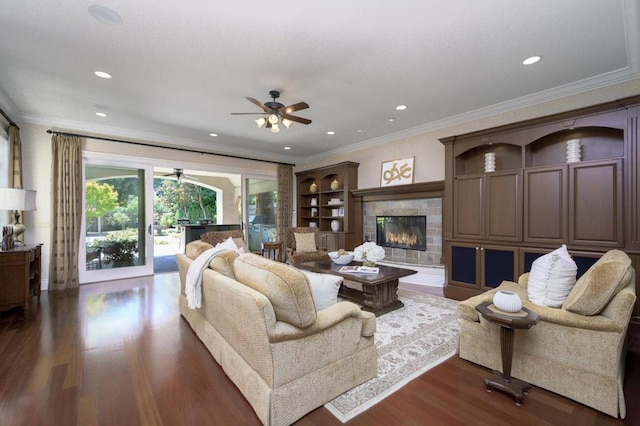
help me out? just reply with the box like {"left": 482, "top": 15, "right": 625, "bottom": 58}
{"left": 282, "top": 102, "right": 309, "bottom": 114}
{"left": 246, "top": 97, "right": 270, "bottom": 113}
{"left": 281, "top": 113, "right": 312, "bottom": 125}
{"left": 231, "top": 112, "right": 267, "bottom": 115}
{"left": 182, "top": 174, "right": 200, "bottom": 181}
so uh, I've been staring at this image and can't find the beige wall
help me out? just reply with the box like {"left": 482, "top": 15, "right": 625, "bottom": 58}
{"left": 14, "top": 77, "right": 640, "bottom": 286}
{"left": 17, "top": 123, "right": 276, "bottom": 286}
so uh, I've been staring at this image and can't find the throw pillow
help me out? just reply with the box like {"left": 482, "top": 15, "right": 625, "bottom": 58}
{"left": 186, "top": 240, "right": 214, "bottom": 259}
{"left": 215, "top": 237, "right": 243, "bottom": 253}
{"left": 562, "top": 249, "right": 632, "bottom": 315}
{"left": 208, "top": 250, "right": 239, "bottom": 279}
{"left": 233, "top": 237, "right": 249, "bottom": 253}
{"left": 295, "top": 232, "right": 317, "bottom": 252}
{"left": 233, "top": 253, "right": 317, "bottom": 328}
{"left": 527, "top": 244, "right": 578, "bottom": 308}
{"left": 300, "top": 270, "right": 343, "bottom": 311}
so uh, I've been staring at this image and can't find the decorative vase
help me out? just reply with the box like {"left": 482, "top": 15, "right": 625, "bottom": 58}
{"left": 330, "top": 179, "right": 339, "bottom": 190}
{"left": 566, "top": 139, "right": 581, "bottom": 163}
{"left": 493, "top": 290, "right": 522, "bottom": 313}
{"left": 484, "top": 152, "right": 496, "bottom": 172}
{"left": 309, "top": 182, "right": 318, "bottom": 193}
{"left": 331, "top": 219, "right": 340, "bottom": 232}
{"left": 310, "top": 198, "right": 317, "bottom": 206}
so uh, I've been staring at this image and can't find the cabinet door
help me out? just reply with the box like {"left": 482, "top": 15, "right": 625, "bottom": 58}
{"left": 485, "top": 171, "right": 522, "bottom": 242}
{"left": 524, "top": 166, "right": 567, "bottom": 243}
{"left": 453, "top": 174, "right": 483, "bottom": 239}
{"left": 569, "top": 159, "right": 623, "bottom": 247}
{"left": 481, "top": 245, "right": 517, "bottom": 289}
{"left": 0, "top": 253, "right": 27, "bottom": 306}
{"left": 449, "top": 243, "right": 479, "bottom": 287}
{"left": 320, "top": 232, "right": 341, "bottom": 252}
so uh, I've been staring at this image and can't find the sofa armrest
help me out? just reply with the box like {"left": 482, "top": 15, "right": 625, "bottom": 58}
{"left": 269, "top": 301, "right": 373, "bottom": 343}
{"left": 518, "top": 272, "right": 530, "bottom": 287}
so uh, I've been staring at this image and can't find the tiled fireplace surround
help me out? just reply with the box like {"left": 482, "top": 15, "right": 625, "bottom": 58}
{"left": 362, "top": 198, "right": 442, "bottom": 268}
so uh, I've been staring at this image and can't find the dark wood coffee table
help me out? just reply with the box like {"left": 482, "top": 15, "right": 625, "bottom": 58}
{"left": 297, "top": 260, "right": 417, "bottom": 316}
{"left": 475, "top": 301, "right": 540, "bottom": 405}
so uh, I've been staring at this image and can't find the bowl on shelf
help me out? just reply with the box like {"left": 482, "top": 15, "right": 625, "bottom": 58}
{"left": 328, "top": 251, "right": 354, "bottom": 265}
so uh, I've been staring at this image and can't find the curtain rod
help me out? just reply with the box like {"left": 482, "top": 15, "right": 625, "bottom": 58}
{"left": 0, "top": 106, "right": 19, "bottom": 130}
{"left": 46, "top": 130, "right": 295, "bottom": 167}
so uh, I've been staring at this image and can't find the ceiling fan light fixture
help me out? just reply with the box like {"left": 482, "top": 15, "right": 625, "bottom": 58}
{"left": 282, "top": 118, "right": 293, "bottom": 129}
{"left": 255, "top": 117, "right": 266, "bottom": 128}
{"left": 270, "top": 123, "right": 280, "bottom": 133}
{"left": 268, "top": 113, "right": 279, "bottom": 125}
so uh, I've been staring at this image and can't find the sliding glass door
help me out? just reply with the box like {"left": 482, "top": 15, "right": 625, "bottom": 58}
{"left": 79, "top": 158, "right": 154, "bottom": 283}
{"left": 246, "top": 178, "right": 278, "bottom": 253}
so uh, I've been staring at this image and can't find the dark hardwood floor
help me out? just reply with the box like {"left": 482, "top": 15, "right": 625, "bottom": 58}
{"left": 0, "top": 274, "right": 637, "bottom": 425}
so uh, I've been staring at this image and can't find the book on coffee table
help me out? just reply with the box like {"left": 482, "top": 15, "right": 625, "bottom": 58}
{"left": 339, "top": 265, "right": 379, "bottom": 274}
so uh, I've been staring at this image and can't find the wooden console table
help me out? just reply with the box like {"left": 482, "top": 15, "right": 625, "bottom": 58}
{"left": 0, "top": 244, "right": 42, "bottom": 319}
{"left": 476, "top": 301, "right": 540, "bottom": 405}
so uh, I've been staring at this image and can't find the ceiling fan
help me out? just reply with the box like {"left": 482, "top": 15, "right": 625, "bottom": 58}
{"left": 231, "top": 90, "right": 311, "bottom": 133}
{"left": 163, "top": 168, "right": 199, "bottom": 181}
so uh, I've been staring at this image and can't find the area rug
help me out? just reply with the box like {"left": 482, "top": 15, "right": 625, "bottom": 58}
{"left": 324, "top": 289, "right": 460, "bottom": 423}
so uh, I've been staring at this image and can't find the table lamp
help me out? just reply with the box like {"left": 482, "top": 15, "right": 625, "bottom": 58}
{"left": 0, "top": 188, "right": 37, "bottom": 243}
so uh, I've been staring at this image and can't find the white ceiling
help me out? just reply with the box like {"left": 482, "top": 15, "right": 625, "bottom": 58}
{"left": 0, "top": 1, "right": 638, "bottom": 163}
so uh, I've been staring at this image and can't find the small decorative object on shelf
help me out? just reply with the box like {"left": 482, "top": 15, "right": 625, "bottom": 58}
{"left": 484, "top": 152, "right": 496, "bottom": 172}
{"left": 309, "top": 221, "right": 318, "bottom": 228}
{"left": 330, "top": 179, "right": 340, "bottom": 190}
{"left": 566, "top": 139, "right": 581, "bottom": 163}
{"left": 331, "top": 219, "right": 340, "bottom": 232}
{"left": 309, "top": 182, "right": 318, "bottom": 193}
{"left": 353, "top": 241, "right": 385, "bottom": 267}
{"left": 492, "top": 290, "right": 522, "bottom": 313}
{"left": 311, "top": 208, "right": 317, "bottom": 217}
{"left": 310, "top": 197, "right": 317, "bottom": 206}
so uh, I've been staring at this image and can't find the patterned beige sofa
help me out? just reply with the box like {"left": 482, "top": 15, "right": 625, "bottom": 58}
{"left": 176, "top": 241, "right": 377, "bottom": 426}
{"left": 458, "top": 249, "right": 636, "bottom": 418}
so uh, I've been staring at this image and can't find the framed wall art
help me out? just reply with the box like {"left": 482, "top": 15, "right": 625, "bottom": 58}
{"left": 380, "top": 157, "right": 414, "bottom": 187}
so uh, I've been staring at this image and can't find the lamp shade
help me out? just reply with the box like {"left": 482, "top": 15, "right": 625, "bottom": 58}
{"left": 0, "top": 188, "right": 37, "bottom": 211}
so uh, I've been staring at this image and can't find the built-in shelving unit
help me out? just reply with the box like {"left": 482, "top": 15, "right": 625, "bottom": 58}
{"left": 295, "top": 162, "right": 362, "bottom": 251}
{"left": 440, "top": 95, "right": 640, "bottom": 324}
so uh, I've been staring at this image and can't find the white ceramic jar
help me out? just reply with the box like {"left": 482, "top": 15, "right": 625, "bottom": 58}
{"left": 492, "top": 290, "right": 522, "bottom": 313}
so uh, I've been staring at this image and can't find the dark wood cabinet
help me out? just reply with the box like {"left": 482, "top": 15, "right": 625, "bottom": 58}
{"left": 0, "top": 244, "right": 42, "bottom": 319}
{"left": 441, "top": 95, "right": 640, "bottom": 302}
{"left": 295, "top": 162, "right": 362, "bottom": 251}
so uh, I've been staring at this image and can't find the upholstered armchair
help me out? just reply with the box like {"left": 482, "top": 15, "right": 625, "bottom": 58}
{"left": 458, "top": 249, "right": 636, "bottom": 418}
{"left": 285, "top": 227, "right": 329, "bottom": 264}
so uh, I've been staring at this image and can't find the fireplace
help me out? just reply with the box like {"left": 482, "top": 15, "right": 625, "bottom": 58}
{"left": 376, "top": 215, "right": 427, "bottom": 251}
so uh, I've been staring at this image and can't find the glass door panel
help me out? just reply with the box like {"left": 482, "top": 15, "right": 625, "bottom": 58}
{"left": 246, "top": 178, "right": 277, "bottom": 253}
{"left": 80, "top": 161, "right": 154, "bottom": 283}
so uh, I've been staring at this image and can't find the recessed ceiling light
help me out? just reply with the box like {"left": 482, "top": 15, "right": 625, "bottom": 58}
{"left": 284, "top": 146, "right": 291, "bottom": 150}
{"left": 388, "top": 118, "right": 395, "bottom": 122}
{"left": 95, "top": 112, "right": 107, "bottom": 117}
{"left": 94, "top": 71, "right": 112, "bottom": 79}
{"left": 327, "top": 131, "right": 335, "bottom": 135}
{"left": 523, "top": 56, "right": 541, "bottom": 65}
{"left": 88, "top": 5, "right": 123, "bottom": 25}
{"left": 395, "top": 105, "right": 407, "bottom": 111}
{"left": 357, "top": 129, "right": 363, "bottom": 133}
{"left": 209, "top": 133, "right": 218, "bottom": 137}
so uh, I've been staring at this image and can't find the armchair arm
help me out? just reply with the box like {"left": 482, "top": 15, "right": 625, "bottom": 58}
{"left": 269, "top": 301, "right": 374, "bottom": 343}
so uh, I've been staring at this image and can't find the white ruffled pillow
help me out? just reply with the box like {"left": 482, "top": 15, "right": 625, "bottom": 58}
{"left": 527, "top": 244, "right": 577, "bottom": 308}
{"left": 300, "top": 270, "right": 343, "bottom": 311}
{"left": 215, "top": 237, "right": 245, "bottom": 253}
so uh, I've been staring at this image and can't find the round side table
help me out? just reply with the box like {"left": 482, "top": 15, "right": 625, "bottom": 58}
{"left": 475, "top": 301, "right": 540, "bottom": 405}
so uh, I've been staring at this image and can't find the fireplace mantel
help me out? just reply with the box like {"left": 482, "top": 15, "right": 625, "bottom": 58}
{"left": 351, "top": 181, "right": 444, "bottom": 202}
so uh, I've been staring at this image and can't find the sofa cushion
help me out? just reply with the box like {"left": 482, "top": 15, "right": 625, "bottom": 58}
{"left": 527, "top": 245, "right": 577, "bottom": 308}
{"left": 300, "top": 270, "right": 343, "bottom": 311}
{"left": 233, "top": 253, "right": 317, "bottom": 328}
{"left": 186, "top": 240, "right": 214, "bottom": 259}
{"left": 295, "top": 232, "right": 317, "bottom": 252}
{"left": 562, "top": 249, "right": 632, "bottom": 316}
{"left": 209, "top": 250, "right": 240, "bottom": 279}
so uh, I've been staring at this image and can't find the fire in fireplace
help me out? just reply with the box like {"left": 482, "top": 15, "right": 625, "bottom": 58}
{"left": 376, "top": 215, "right": 427, "bottom": 251}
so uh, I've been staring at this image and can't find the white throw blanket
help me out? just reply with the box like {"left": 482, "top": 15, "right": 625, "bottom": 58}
{"left": 185, "top": 247, "right": 232, "bottom": 309}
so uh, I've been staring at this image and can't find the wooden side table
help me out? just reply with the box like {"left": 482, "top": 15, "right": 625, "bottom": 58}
{"left": 262, "top": 242, "right": 284, "bottom": 262}
{"left": 475, "top": 301, "right": 540, "bottom": 405}
{"left": 0, "top": 244, "right": 42, "bottom": 319}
